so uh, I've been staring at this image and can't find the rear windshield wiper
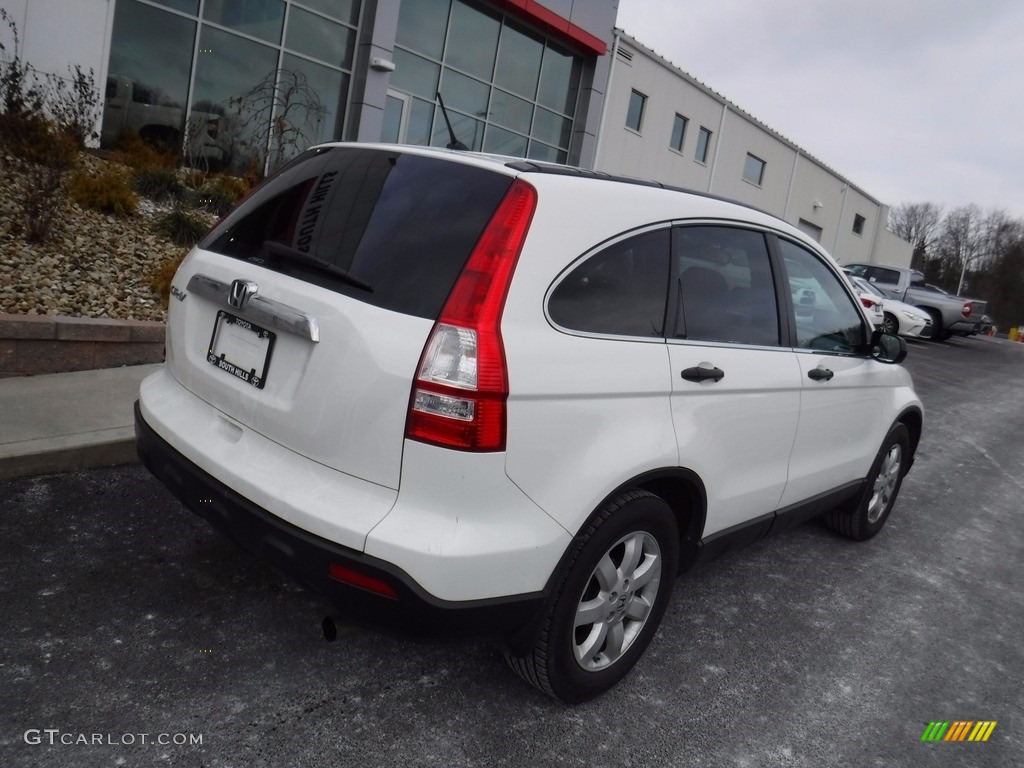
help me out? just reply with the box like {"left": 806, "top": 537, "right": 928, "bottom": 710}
{"left": 262, "top": 240, "right": 373, "bottom": 293}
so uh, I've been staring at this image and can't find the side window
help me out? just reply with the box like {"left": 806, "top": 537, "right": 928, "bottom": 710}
{"left": 778, "top": 239, "right": 866, "bottom": 352}
{"left": 673, "top": 226, "right": 780, "bottom": 346}
{"left": 548, "top": 229, "right": 670, "bottom": 338}
{"left": 872, "top": 267, "right": 900, "bottom": 285}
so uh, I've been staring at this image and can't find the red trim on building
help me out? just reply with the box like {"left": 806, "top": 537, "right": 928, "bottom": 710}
{"left": 496, "top": 0, "right": 608, "bottom": 56}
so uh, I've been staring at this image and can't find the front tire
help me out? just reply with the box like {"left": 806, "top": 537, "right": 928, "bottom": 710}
{"left": 825, "top": 424, "right": 910, "bottom": 541}
{"left": 505, "top": 490, "right": 679, "bottom": 703}
{"left": 882, "top": 312, "right": 899, "bottom": 335}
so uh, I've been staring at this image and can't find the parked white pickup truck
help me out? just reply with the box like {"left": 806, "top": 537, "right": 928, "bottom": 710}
{"left": 843, "top": 263, "right": 987, "bottom": 340}
{"left": 101, "top": 75, "right": 227, "bottom": 163}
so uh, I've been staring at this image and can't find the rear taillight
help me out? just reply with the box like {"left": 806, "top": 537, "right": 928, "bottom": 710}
{"left": 962, "top": 301, "right": 973, "bottom": 318}
{"left": 405, "top": 180, "right": 537, "bottom": 451}
{"left": 860, "top": 296, "right": 879, "bottom": 310}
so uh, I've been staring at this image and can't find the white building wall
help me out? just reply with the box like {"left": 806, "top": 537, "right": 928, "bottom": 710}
{"left": 1, "top": 0, "right": 113, "bottom": 140}
{"left": 596, "top": 33, "right": 912, "bottom": 268}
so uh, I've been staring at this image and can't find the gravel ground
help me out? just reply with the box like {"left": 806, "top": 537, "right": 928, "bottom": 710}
{"left": 0, "top": 150, "right": 201, "bottom": 322}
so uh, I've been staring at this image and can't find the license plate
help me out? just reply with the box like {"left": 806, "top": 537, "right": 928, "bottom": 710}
{"left": 206, "top": 310, "right": 275, "bottom": 389}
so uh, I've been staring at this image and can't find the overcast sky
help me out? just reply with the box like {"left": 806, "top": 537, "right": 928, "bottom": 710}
{"left": 615, "top": 0, "right": 1024, "bottom": 221}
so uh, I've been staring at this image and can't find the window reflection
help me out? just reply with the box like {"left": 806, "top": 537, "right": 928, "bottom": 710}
{"left": 494, "top": 23, "right": 543, "bottom": 98}
{"left": 102, "top": 1, "right": 196, "bottom": 148}
{"left": 392, "top": 0, "right": 581, "bottom": 158}
{"left": 191, "top": 26, "right": 278, "bottom": 171}
{"left": 104, "top": 0, "right": 355, "bottom": 173}
{"left": 286, "top": 7, "right": 354, "bottom": 69}
{"left": 445, "top": 2, "right": 500, "bottom": 81}
{"left": 203, "top": 0, "right": 285, "bottom": 44}
{"left": 396, "top": 0, "right": 450, "bottom": 60}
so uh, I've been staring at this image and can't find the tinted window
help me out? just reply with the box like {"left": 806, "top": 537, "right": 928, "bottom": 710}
{"left": 674, "top": 226, "right": 780, "bottom": 346}
{"left": 778, "top": 239, "right": 866, "bottom": 352}
{"left": 549, "top": 230, "right": 670, "bottom": 338}
{"left": 872, "top": 267, "right": 900, "bottom": 284}
{"left": 201, "top": 148, "right": 513, "bottom": 319}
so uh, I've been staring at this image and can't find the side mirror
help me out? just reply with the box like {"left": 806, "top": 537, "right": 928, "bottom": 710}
{"left": 870, "top": 329, "right": 907, "bottom": 364}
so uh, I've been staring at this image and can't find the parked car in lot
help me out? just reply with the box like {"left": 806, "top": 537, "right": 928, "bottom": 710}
{"left": 846, "top": 278, "right": 884, "bottom": 329}
{"left": 135, "top": 144, "right": 923, "bottom": 703}
{"left": 842, "top": 262, "right": 986, "bottom": 340}
{"left": 847, "top": 275, "right": 931, "bottom": 338}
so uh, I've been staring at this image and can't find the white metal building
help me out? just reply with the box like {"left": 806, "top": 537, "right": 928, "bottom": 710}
{"left": 595, "top": 32, "right": 912, "bottom": 267}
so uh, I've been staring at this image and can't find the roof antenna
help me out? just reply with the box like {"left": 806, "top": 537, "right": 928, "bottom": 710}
{"left": 436, "top": 91, "right": 469, "bottom": 151}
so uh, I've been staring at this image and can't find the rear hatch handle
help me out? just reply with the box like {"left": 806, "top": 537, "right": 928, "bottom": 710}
{"left": 187, "top": 273, "right": 320, "bottom": 342}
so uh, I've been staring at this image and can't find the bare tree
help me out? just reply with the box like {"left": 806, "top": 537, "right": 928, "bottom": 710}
{"left": 229, "top": 69, "right": 327, "bottom": 177}
{"left": 935, "top": 205, "right": 984, "bottom": 295}
{"left": 888, "top": 202, "right": 943, "bottom": 271}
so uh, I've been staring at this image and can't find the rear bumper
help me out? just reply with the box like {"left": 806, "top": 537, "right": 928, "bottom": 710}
{"left": 135, "top": 401, "right": 547, "bottom": 639}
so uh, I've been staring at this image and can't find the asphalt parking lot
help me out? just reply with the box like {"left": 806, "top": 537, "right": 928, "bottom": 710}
{"left": 1, "top": 335, "right": 1022, "bottom": 767}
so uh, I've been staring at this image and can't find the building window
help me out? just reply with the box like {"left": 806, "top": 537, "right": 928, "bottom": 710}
{"left": 853, "top": 214, "right": 866, "bottom": 236}
{"left": 626, "top": 89, "right": 646, "bottom": 133}
{"left": 743, "top": 153, "right": 766, "bottom": 186}
{"left": 669, "top": 113, "right": 687, "bottom": 152}
{"left": 695, "top": 126, "right": 712, "bottom": 163}
{"left": 392, "top": 0, "right": 583, "bottom": 162}
{"left": 103, "top": 0, "right": 358, "bottom": 175}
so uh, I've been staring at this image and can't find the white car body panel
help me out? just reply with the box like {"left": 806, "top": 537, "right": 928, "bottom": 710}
{"left": 139, "top": 368, "right": 398, "bottom": 550}
{"left": 667, "top": 342, "right": 802, "bottom": 536}
{"left": 167, "top": 249, "right": 430, "bottom": 490}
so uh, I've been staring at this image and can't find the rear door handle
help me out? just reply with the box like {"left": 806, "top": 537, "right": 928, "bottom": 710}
{"left": 681, "top": 365, "right": 725, "bottom": 383}
{"left": 807, "top": 367, "right": 834, "bottom": 382}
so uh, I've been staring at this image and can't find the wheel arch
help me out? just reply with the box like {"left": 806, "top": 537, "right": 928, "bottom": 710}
{"left": 592, "top": 468, "right": 707, "bottom": 575}
{"left": 896, "top": 407, "right": 923, "bottom": 469}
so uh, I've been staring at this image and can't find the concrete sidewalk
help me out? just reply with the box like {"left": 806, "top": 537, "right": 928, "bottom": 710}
{"left": 0, "top": 364, "right": 160, "bottom": 481}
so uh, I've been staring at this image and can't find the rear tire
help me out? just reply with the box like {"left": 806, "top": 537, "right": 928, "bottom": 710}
{"left": 825, "top": 424, "right": 910, "bottom": 541}
{"left": 504, "top": 490, "right": 678, "bottom": 703}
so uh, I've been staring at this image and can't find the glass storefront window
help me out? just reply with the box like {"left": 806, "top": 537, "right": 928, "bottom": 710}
{"left": 490, "top": 89, "right": 532, "bottom": 135}
{"left": 150, "top": 0, "right": 199, "bottom": 13}
{"left": 407, "top": 97, "right": 436, "bottom": 146}
{"left": 105, "top": 0, "right": 356, "bottom": 173}
{"left": 527, "top": 141, "right": 565, "bottom": 164}
{"left": 494, "top": 22, "right": 543, "bottom": 99}
{"left": 538, "top": 43, "right": 580, "bottom": 116}
{"left": 440, "top": 69, "right": 489, "bottom": 120}
{"left": 285, "top": 6, "right": 355, "bottom": 69}
{"left": 432, "top": 110, "right": 483, "bottom": 150}
{"left": 296, "top": 0, "right": 360, "bottom": 26}
{"left": 102, "top": 0, "right": 196, "bottom": 147}
{"left": 483, "top": 126, "right": 527, "bottom": 157}
{"left": 281, "top": 53, "right": 347, "bottom": 145}
{"left": 445, "top": 2, "right": 500, "bottom": 81}
{"left": 396, "top": 0, "right": 450, "bottom": 60}
{"left": 391, "top": 0, "right": 582, "bottom": 158}
{"left": 532, "top": 108, "right": 571, "bottom": 149}
{"left": 191, "top": 26, "right": 279, "bottom": 170}
{"left": 203, "top": 0, "right": 285, "bottom": 44}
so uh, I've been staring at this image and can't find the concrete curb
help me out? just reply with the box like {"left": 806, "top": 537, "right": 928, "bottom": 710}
{"left": 0, "top": 363, "right": 160, "bottom": 481}
{"left": 0, "top": 313, "right": 165, "bottom": 377}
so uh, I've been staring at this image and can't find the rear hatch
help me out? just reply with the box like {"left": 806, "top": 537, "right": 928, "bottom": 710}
{"left": 166, "top": 146, "right": 515, "bottom": 489}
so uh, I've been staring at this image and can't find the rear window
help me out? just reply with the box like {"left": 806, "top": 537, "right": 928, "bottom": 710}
{"left": 200, "top": 147, "right": 514, "bottom": 319}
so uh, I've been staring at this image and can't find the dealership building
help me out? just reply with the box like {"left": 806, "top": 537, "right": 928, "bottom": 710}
{"left": 1, "top": 0, "right": 909, "bottom": 266}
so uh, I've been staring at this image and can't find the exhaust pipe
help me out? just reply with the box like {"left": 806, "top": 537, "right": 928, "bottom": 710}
{"left": 322, "top": 616, "right": 339, "bottom": 642}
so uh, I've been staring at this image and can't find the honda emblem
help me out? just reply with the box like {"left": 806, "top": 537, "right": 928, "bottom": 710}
{"left": 228, "top": 280, "right": 258, "bottom": 310}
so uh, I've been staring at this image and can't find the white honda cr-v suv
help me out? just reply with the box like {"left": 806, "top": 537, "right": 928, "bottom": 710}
{"left": 136, "top": 143, "right": 922, "bottom": 703}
